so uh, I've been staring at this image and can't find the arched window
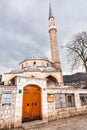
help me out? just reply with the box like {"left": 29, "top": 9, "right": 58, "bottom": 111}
{"left": 33, "top": 62, "right": 36, "bottom": 66}
{"left": 47, "top": 63, "right": 49, "bottom": 67}
{"left": 22, "top": 64, "right": 24, "bottom": 69}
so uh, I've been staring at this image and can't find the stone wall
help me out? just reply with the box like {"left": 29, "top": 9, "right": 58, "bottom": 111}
{"left": 0, "top": 85, "right": 16, "bottom": 129}
{"left": 13, "top": 76, "right": 48, "bottom": 127}
{"left": 47, "top": 88, "right": 87, "bottom": 121}
{"left": 0, "top": 82, "right": 87, "bottom": 129}
{"left": 48, "top": 106, "right": 87, "bottom": 121}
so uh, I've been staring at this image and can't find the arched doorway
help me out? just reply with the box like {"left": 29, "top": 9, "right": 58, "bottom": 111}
{"left": 22, "top": 85, "right": 41, "bottom": 122}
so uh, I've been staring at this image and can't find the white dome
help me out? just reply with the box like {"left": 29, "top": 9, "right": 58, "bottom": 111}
{"left": 28, "top": 53, "right": 49, "bottom": 61}
{"left": 28, "top": 66, "right": 40, "bottom": 71}
{"left": 10, "top": 69, "right": 23, "bottom": 73}
{"left": 43, "top": 67, "right": 56, "bottom": 72}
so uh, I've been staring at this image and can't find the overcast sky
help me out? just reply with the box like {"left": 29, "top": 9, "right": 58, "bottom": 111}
{"left": 0, "top": 0, "right": 87, "bottom": 76}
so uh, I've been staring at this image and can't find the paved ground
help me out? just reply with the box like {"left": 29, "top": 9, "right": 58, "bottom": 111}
{"left": 12, "top": 115, "right": 87, "bottom": 130}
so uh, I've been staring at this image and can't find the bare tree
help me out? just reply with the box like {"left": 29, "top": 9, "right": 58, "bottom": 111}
{"left": 66, "top": 32, "right": 87, "bottom": 73}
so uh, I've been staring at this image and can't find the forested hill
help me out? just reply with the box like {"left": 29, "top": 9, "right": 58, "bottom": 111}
{"left": 63, "top": 73, "right": 87, "bottom": 83}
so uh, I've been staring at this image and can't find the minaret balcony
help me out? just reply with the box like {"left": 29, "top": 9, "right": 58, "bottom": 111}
{"left": 49, "top": 25, "right": 57, "bottom": 32}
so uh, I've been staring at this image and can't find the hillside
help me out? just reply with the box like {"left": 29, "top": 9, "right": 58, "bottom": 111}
{"left": 63, "top": 72, "right": 87, "bottom": 83}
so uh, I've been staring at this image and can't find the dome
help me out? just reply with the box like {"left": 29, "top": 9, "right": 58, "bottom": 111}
{"left": 28, "top": 53, "right": 49, "bottom": 61}
{"left": 28, "top": 66, "right": 40, "bottom": 71}
{"left": 43, "top": 67, "right": 56, "bottom": 72}
{"left": 10, "top": 69, "right": 23, "bottom": 73}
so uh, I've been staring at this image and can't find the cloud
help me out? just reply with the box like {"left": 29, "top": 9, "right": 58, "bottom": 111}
{"left": 0, "top": 0, "right": 87, "bottom": 75}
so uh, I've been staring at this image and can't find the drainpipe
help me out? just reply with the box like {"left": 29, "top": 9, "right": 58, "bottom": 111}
{"left": 9, "top": 93, "right": 12, "bottom": 130}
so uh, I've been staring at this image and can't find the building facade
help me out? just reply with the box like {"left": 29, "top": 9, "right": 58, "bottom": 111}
{"left": 0, "top": 3, "right": 87, "bottom": 129}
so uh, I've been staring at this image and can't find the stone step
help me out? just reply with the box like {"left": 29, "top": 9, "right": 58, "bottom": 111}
{"left": 22, "top": 120, "right": 48, "bottom": 130}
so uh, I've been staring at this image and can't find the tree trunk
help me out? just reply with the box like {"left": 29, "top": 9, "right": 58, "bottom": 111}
{"left": 84, "top": 62, "right": 87, "bottom": 74}
{"left": 85, "top": 66, "right": 87, "bottom": 74}
{"left": 86, "top": 66, "right": 87, "bottom": 74}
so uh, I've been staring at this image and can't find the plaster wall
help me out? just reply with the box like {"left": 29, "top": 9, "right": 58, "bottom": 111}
{"left": 4, "top": 71, "right": 63, "bottom": 87}
{"left": 19, "top": 60, "right": 52, "bottom": 69}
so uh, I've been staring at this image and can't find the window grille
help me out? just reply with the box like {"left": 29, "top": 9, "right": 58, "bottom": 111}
{"left": 2, "top": 93, "right": 12, "bottom": 105}
{"left": 55, "top": 93, "right": 75, "bottom": 109}
{"left": 55, "top": 94, "right": 66, "bottom": 109}
{"left": 80, "top": 94, "right": 87, "bottom": 106}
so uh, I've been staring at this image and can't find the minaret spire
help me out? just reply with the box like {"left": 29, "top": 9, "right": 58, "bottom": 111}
{"left": 49, "top": 2, "right": 54, "bottom": 19}
{"left": 48, "top": 2, "right": 62, "bottom": 72}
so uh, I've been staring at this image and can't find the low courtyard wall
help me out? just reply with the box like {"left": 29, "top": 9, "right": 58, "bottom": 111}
{"left": 0, "top": 85, "right": 87, "bottom": 129}
{"left": 0, "top": 85, "right": 16, "bottom": 129}
{"left": 47, "top": 88, "right": 87, "bottom": 121}
{"left": 48, "top": 106, "right": 87, "bottom": 121}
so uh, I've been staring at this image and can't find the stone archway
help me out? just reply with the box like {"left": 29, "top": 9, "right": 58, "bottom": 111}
{"left": 46, "top": 75, "right": 58, "bottom": 88}
{"left": 22, "top": 84, "right": 41, "bottom": 122}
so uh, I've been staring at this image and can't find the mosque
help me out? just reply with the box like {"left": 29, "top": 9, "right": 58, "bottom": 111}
{"left": 0, "top": 3, "right": 87, "bottom": 129}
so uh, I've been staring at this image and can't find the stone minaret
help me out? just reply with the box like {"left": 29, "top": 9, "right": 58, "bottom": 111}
{"left": 49, "top": 3, "right": 62, "bottom": 72}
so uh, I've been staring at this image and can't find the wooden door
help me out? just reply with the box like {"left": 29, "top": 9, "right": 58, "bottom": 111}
{"left": 32, "top": 90, "right": 41, "bottom": 119}
{"left": 22, "top": 85, "right": 41, "bottom": 122}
